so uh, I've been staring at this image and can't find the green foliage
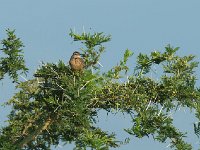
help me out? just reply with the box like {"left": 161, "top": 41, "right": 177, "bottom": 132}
{"left": 104, "top": 49, "right": 133, "bottom": 79}
{"left": 69, "top": 29, "right": 111, "bottom": 49}
{"left": 0, "top": 29, "right": 28, "bottom": 82}
{"left": 1, "top": 29, "right": 200, "bottom": 150}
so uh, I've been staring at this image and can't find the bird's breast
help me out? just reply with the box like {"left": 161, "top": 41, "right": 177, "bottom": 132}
{"left": 70, "top": 58, "right": 84, "bottom": 71}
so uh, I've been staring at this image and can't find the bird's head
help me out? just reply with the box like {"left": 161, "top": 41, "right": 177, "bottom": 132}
{"left": 72, "top": 51, "right": 85, "bottom": 58}
{"left": 72, "top": 51, "right": 81, "bottom": 58}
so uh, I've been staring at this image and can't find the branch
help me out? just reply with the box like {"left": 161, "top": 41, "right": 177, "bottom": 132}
{"left": 16, "top": 117, "right": 53, "bottom": 148}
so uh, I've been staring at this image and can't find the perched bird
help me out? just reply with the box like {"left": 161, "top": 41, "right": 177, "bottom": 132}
{"left": 69, "top": 51, "right": 85, "bottom": 72}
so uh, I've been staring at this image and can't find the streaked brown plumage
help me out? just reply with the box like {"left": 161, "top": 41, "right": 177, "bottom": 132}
{"left": 69, "top": 51, "right": 85, "bottom": 71}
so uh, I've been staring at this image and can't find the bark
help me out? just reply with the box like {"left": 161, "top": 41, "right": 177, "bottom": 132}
{"left": 16, "top": 117, "right": 53, "bottom": 149}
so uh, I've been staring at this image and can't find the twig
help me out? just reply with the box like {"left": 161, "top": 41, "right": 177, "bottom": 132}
{"left": 158, "top": 105, "right": 164, "bottom": 116}
{"left": 146, "top": 100, "right": 152, "bottom": 110}
{"left": 97, "top": 61, "right": 103, "bottom": 67}
{"left": 73, "top": 76, "right": 76, "bottom": 86}
{"left": 80, "top": 77, "right": 101, "bottom": 90}
{"left": 166, "top": 143, "right": 171, "bottom": 148}
{"left": 91, "top": 66, "right": 94, "bottom": 74}
{"left": 64, "top": 94, "right": 72, "bottom": 100}
{"left": 54, "top": 106, "right": 61, "bottom": 113}
{"left": 20, "top": 75, "right": 28, "bottom": 81}
{"left": 49, "top": 66, "right": 59, "bottom": 76}
{"left": 83, "top": 25, "right": 85, "bottom": 35}
{"left": 126, "top": 75, "right": 129, "bottom": 84}
{"left": 77, "top": 89, "right": 80, "bottom": 97}
{"left": 73, "top": 27, "right": 76, "bottom": 34}
{"left": 56, "top": 83, "right": 65, "bottom": 91}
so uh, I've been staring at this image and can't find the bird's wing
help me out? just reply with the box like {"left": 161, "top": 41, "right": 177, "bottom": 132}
{"left": 80, "top": 58, "right": 85, "bottom": 67}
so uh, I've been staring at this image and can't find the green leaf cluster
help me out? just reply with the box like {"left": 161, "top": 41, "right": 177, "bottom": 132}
{"left": 0, "top": 29, "right": 28, "bottom": 82}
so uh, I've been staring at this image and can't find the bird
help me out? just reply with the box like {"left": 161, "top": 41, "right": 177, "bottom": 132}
{"left": 69, "top": 51, "right": 85, "bottom": 72}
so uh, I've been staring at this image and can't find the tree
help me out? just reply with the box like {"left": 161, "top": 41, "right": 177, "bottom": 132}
{"left": 0, "top": 29, "right": 200, "bottom": 150}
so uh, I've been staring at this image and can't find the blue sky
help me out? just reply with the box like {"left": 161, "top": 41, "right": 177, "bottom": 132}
{"left": 1, "top": 1, "right": 200, "bottom": 149}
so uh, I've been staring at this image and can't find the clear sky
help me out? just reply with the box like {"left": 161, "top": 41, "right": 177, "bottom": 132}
{"left": 1, "top": 1, "right": 200, "bottom": 149}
